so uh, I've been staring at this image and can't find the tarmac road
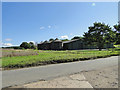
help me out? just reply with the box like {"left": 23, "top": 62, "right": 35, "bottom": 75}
{"left": 2, "top": 56, "right": 119, "bottom": 88}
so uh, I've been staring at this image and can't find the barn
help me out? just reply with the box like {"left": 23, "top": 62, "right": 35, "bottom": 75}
{"left": 51, "top": 40, "right": 62, "bottom": 50}
{"left": 37, "top": 39, "right": 114, "bottom": 50}
{"left": 37, "top": 40, "right": 62, "bottom": 50}
{"left": 63, "top": 39, "right": 99, "bottom": 50}
{"left": 37, "top": 41, "right": 51, "bottom": 50}
{"left": 63, "top": 39, "right": 84, "bottom": 50}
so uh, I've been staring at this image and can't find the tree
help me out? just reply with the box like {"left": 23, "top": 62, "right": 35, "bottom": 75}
{"left": 71, "top": 36, "right": 80, "bottom": 40}
{"left": 49, "top": 38, "right": 54, "bottom": 41}
{"left": 20, "top": 42, "right": 30, "bottom": 49}
{"left": 104, "top": 30, "right": 116, "bottom": 51}
{"left": 61, "top": 39, "right": 69, "bottom": 41}
{"left": 114, "top": 23, "right": 120, "bottom": 44}
{"left": 71, "top": 36, "right": 83, "bottom": 40}
{"left": 44, "top": 40, "right": 48, "bottom": 43}
{"left": 55, "top": 38, "right": 59, "bottom": 40}
{"left": 83, "top": 22, "right": 113, "bottom": 51}
{"left": 29, "top": 42, "right": 36, "bottom": 49}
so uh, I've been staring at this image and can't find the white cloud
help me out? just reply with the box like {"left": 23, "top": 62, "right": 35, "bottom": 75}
{"left": 61, "top": 35, "right": 69, "bottom": 39}
{"left": 48, "top": 25, "right": 51, "bottom": 29}
{"left": 70, "top": 33, "right": 73, "bottom": 36}
{"left": 5, "top": 38, "right": 12, "bottom": 41}
{"left": 1, "top": 43, "right": 19, "bottom": 47}
{"left": 92, "top": 3, "right": 96, "bottom": 6}
{"left": 40, "top": 26, "right": 45, "bottom": 30}
{"left": 2, "top": 43, "right": 13, "bottom": 46}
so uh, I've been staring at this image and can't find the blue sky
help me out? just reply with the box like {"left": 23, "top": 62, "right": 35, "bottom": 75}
{"left": 2, "top": 2, "right": 118, "bottom": 46}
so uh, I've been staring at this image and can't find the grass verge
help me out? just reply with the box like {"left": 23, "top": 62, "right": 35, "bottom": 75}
{"left": 2, "top": 50, "right": 120, "bottom": 70}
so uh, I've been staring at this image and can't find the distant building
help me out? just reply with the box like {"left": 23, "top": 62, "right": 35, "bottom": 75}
{"left": 37, "top": 40, "right": 62, "bottom": 50}
{"left": 37, "top": 39, "right": 114, "bottom": 50}
{"left": 63, "top": 39, "right": 83, "bottom": 50}
{"left": 37, "top": 41, "right": 51, "bottom": 50}
{"left": 51, "top": 40, "right": 62, "bottom": 50}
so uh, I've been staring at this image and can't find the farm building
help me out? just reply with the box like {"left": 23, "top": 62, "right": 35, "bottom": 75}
{"left": 37, "top": 39, "right": 114, "bottom": 50}
{"left": 37, "top": 41, "right": 51, "bottom": 50}
{"left": 37, "top": 40, "right": 62, "bottom": 50}
{"left": 51, "top": 40, "right": 63, "bottom": 50}
{"left": 63, "top": 39, "right": 98, "bottom": 50}
{"left": 63, "top": 39, "right": 84, "bottom": 50}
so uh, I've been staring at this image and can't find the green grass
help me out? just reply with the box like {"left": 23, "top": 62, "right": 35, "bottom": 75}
{"left": 114, "top": 44, "right": 120, "bottom": 48}
{"left": 114, "top": 44, "right": 120, "bottom": 51}
{"left": 2, "top": 49, "right": 120, "bottom": 69}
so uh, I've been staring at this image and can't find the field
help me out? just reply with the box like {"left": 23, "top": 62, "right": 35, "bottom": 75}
{"left": 2, "top": 49, "right": 38, "bottom": 57}
{"left": 1, "top": 49, "right": 120, "bottom": 70}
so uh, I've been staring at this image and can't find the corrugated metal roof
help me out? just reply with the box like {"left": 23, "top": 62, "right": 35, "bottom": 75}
{"left": 53, "top": 40, "right": 62, "bottom": 42}
{"left": 38, "top": 39, "right": 80, "bottom": 44}
{"left": 63, "top": 39, "right": 80, "bottom": 44}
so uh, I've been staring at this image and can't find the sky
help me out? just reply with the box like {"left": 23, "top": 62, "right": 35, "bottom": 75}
{"left": 2, "top": 2, "right": 118, "bottom": 47}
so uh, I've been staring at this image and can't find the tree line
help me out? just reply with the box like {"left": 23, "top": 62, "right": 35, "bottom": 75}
{"left": 19, "top": 22, "right": 120, "bottom": 50}
{"left": 20, "top": 42, "right": 36, "bottom": 49}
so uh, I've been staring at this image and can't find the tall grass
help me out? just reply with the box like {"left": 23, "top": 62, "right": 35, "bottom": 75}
{"left": 2, "top": 50, "right": 119, "bottom": 69}
{"left": 2, "top": 49, "right": 38, "bottom": 57}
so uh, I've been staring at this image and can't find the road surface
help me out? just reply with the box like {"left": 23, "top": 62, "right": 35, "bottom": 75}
{"left": 2, "top": 56, "right": 119, "bottom": 88}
